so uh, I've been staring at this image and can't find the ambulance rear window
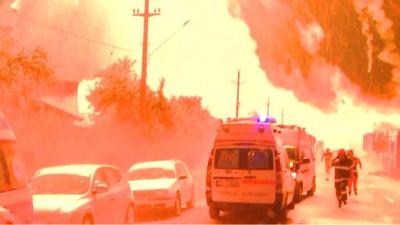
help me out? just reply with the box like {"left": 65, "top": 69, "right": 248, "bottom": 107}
{"left": 214, "top": 148, "right": 273, "bottom": 170}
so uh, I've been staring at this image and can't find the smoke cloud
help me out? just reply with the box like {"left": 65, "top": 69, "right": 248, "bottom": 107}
{"left": 0, "top": 0, "right": 123, "bottom": 81}
{"left": 229, "top": 0, "right": 400, "bottom": 113}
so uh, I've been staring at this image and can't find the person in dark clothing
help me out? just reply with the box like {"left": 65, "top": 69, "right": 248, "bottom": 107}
{"left": 331, "top": 149, "right": 352, "bottom": 208}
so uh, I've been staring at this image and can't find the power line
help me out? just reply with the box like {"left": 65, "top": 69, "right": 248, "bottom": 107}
{"left": 0, "top": 8, "right": 133, "bottom": 53}
{"left": 149, "top": 19, "right": 190, "bottom": 58}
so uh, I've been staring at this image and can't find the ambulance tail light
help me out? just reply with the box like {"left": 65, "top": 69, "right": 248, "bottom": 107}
{"left": 275, "top": 155, "right": 283, "bottom": 190}
{"left": 206, "top": 167, "right": 212, "bottom": 187}
{"left": 206, "top": 169, "right": 211, "bottom": 201}
{"left": 206, "top": 151, "right": 214, "bottom": 204}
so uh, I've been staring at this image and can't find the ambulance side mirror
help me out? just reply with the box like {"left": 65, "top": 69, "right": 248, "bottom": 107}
{"left": 288, "top": 161, "right": 300, "bottom": 171}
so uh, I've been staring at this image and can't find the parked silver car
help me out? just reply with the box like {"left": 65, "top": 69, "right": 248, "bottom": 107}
{"left": 32, "top": 164, "right": 135, "bottom": 224}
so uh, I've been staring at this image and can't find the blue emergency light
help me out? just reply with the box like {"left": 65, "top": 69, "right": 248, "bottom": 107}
{"left": 257, "top": 114, "right": 277, "bottom": 123}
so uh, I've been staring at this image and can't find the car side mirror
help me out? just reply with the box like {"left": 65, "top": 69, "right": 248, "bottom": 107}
{"left": 302, "top": 158, "right": 310, "bottom": 164}
{"left": 93, "top": 182, "right": 109, "bottom": 194}
{"left": 178, "top": 174, "right": 187, "bottom": 180}
{"left": 289, "top": 161, "right": 300, "bottom": 171}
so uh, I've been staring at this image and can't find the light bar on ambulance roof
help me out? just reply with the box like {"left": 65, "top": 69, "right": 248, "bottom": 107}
{"left": 257, "top": 114, "right": 277, "bottom": 123}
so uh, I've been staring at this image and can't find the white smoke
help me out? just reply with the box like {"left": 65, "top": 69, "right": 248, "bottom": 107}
{"left": 355, "top": 0, "right": 400, "bottom": 84}
{"left": 9, "top": 0, "right": 21, "bottom": 12}
{"left": 297, "top": 21, "right": 325, "bottom": 55}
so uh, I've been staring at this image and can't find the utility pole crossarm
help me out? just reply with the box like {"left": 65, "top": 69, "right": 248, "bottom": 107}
{"left": 132, "top": 9, "right": 161, "bottom": 17}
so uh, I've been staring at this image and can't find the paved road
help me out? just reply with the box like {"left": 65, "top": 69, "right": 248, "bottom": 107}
{"left": 137, "top": 153, "right": 400, "bottom": 224}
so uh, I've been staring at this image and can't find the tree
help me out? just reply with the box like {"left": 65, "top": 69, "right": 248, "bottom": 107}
{"left": 0, "top": 26, "right": 54, "bottom": 109}
{"left": 88, "top": 58, "right": 173, "bottom": 128}
{"left": 88, "top": 57, "right": 140, "bottom": 121}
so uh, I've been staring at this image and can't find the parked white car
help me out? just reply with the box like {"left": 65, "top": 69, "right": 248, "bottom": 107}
{"left": 127, "top": 160, "right": 194, "bottom": 216}
{"left": 32, "top": 164, "right": 135, "bottom": 224}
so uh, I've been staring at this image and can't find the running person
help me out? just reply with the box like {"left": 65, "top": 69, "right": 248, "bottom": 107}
{"left": 347, "top": 149, "right": 362, "bottom": 195}
{"left": 332, "top": 149, "right": 352, "bottom": 208}
{"left": 321, "top": 148, "right": 333, "bottom": 181}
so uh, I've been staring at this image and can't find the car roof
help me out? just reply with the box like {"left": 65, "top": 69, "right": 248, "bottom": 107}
{"left": 34, "top": 164, "right": 118, "bottom": 177}
{"left": 128, "top": 160, "right": 178, "bottom": 172}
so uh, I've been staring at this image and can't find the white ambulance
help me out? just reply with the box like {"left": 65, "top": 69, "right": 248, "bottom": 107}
{"left": 0, "top": 111, "right": 33, "bottom": 223}
{"left": 277, "top": 125, "right": 316, "bottom": 203}
{"left": 205, "top": 117, "right": 296, "bottom": 222}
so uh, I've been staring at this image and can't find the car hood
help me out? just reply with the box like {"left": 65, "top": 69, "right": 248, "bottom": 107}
{"left": 129, "top": 178, "right": 177, "bottom": 191}
{"left": 33, "top": 194, "right": 88, "bottom": 213}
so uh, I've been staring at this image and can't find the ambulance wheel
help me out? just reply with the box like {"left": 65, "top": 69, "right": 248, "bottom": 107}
{"left": 307, "top": 177, "right": 316, "bottom": 196}
{"left": 275, "top": 196, "right": 288, "bottom": 223}
{"left": 294, "top": 183, "right": 303, "bottom": 203}
{"left": 209, "top": 206, "right": 220, "bottom": 219}
{"left": 288, "top": 198, "right": 295, "bottom": 210}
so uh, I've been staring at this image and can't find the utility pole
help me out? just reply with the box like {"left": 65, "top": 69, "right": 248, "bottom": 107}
{"left": 133, "top": 0, "right": 160, "bottom": 115}
{"left": 281, "top": 108, "right": 284, "bottom": 125}
{"left": 235, "top": 70, "right": 245, "bottom": 119}
{"left": 267, "top": 97, "right": 270, "bottom": 117}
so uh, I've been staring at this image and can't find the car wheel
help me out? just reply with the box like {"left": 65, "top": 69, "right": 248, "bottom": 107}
{"left": 124, "top": 205, "right": 135, "bottom": 224}
{"left": 81, "top": 215, "right": 94, "bottom": 224}
{"left": 174, "top": 193, "right": 182, "bottom": 216}
{"left": 307, "top": 177, "right": 316, "bottom": 196}
{"left": 209, "top": 206, "right": 220, "bottom": 219}
{"left": 288, "top": 196, "right": 295, "bottom": 210}
{"left": 187, "top": 190, "right": 195, "bottom": 209}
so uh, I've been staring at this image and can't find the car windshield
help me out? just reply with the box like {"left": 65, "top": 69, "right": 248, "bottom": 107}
{"left": 214, "top": 148, "right": 274, "bottom": 170}
{"left": 32, "top": 174, "right": 90, "bottom": 195}
{"left": 127, "top": 168, "right": 175, "bottom": 180}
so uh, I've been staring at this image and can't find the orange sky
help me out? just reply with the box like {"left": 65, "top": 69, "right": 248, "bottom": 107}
{"left": 107, "top": 0, "right": 400, "bottom": 149}
{"left": 3, "top": 0, "right": 400, "bottom": 149}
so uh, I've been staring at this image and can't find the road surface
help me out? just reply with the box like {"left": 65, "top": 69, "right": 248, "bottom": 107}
{"left": 137, "top": 153, "right": 400, "bottom": 224}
